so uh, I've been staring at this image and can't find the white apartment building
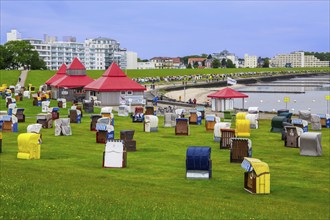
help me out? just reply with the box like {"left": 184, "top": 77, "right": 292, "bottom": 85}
{"left": 6, "top": 29, "right": 22, "bottom": 41}
{"left": 149, "top": 57, "right": 183, "bottom": 69}
{"left": 84, "top": 37, "right": 120, "bottom": 70}
{"left": 208, "top": 50, "right": 239, "bottom": 68}
{"left": 270, "top": 51, "right": 329, "bottom": 67}
{"left": 126, "top": 51, "right": 138, "bottom": 69}
{"left": 137, "top": 62, "right": 156, "bottom": 69}
{"left": 244, "top": 54, "right": 258, "bottom": 68}
{"left": 6, "top": 29, "right": 135, "bottom": 70}
{"left": 24, "top": 38, "right": 85, "bottom": 70}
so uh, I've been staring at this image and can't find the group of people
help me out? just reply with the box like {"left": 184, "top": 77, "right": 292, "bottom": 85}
{"left": 188, "top": 98, "right": 197, "bottom": 105}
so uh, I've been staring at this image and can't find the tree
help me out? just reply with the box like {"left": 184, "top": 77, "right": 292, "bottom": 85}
{"left": 207, "top": 54, "right": 212, "bottom": 59}
{"left": 226, "top": 59, "right": 236, "bottom": 68}
{"left": 187, "top": 63, "right": 192, "bottom": 69}
{"left": 221, "top": 58, "right": 227, "bottom": 68}
{"left": 263, "top": 58, "right": 270, "bottom": 68}
{"left": 211, "top": 59, "right": 220, "bottom": 68}
{"left": 137, "top": 58, "right": 149, "bottom": 62}
{"left": 193, "top": 61, "right": 199, "bottom": 69}
{"left": 29, "top": 50, "right": 47, "bottom": 70}
{"left": 1, "top": 40, "right": 46, "bottom": 70}
{"left": 304, "top": 52, "right": 330, "bottom": 61}
{"left": 0, "top": 45, "right": 13, "bottom": 69}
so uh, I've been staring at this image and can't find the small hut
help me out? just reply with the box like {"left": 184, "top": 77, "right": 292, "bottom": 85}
{"left": 207, "top": 87, "right": 248, "bottom": 112}
{"left": 84, "top": 63, "right": 146, "bottom": 106}
{"left": 50, "top": 58, "right": 94, "bottom": 101}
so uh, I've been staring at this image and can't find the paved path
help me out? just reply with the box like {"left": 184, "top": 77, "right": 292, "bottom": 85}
{"left": 17, "top": 70, "right": 28, "bottom": 87}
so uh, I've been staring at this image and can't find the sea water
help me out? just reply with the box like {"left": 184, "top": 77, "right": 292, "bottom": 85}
{"left": 234, "top": 75, "right": 330, "bottom": 114}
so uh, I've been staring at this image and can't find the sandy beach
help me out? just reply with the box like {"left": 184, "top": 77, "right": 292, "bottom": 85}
{"left": 164, "top": 84, "right": 244, "bottom": 104}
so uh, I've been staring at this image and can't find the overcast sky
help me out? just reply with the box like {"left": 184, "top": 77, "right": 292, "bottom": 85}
{"left": 1, "top": 0, "right": 329, "bottom": 59}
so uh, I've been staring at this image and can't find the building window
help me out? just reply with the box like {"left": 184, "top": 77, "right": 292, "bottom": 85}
{"left": 120, "top": 91, "right": 125, "bottom": 95}
{"left": 127, "top": 91, "right": 133, "bottom": 95}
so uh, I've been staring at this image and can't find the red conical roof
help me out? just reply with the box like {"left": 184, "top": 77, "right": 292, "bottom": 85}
{"left": 50, "top": 75, "right": 94, "bottom": 88}
{"left": 207, "top": 87, "right": 248, "bottom": 98}
{"left": 45, "top": 64, "right": 67, "bottom": 85}
{"left": 102, "top": 62, "right": 126, "bottom": 77}
{"left": 67, "top": 57, "right": 85, "bottom": 70}
{"left": 84, "top": 63, "right": 146, "bottom": 92}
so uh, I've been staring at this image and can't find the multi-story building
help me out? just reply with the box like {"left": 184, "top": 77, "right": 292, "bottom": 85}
{"left": 24, "top": 38, "right": 85, "bottom": 70}
{"left": 6, "top": 29, "right": 22, "bottom": 41}
{"left": 244, "top": 54, "right": 258, "bottom": 68}
{"left": 126, "top": 51, "right": 138, "bottom": 69}
{"left": 6, "top": 29, "right": 135, "bottom": 70}
{"left": 205, "top": 50, "right": 239, "bottom": 68}
{"left": 187, "top": 58, "right": 206, "bottom": 68}
{"left": 84, "top": 37, "right": 120, "bottom": 70}
{"left": 150, "top": 57, "right": 183, "bottom": 69}
{"left": 270, "top": 51, "right": 330, "bottom": 67}
{"left": 137, "top": 62, "right": 156, "bottom": 69}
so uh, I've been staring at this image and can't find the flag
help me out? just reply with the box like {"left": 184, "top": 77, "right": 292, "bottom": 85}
{"left": 227, "top": 77, "right": 237, "bottom": 85}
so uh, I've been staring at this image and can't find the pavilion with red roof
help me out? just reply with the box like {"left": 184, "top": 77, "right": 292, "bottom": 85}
{"left": 207, "top": 87, "right": 249, "bottom": 111}
{"left": 49, "top": 58, "right": 94, "bottom": 101}
{"left": 84, "top": 62, "right": 146, "bottom": 105}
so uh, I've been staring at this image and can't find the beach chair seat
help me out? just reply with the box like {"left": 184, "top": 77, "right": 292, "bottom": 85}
{"left": 270, "top": 116, "right": 288, "bottom": 133}
{"left": 164, "top": 113, "right": 176, "bottom": 127}
{"left": 300, "top": 132, "right": 322, "bottom": 156}
{"left": 145, "top": 106, "right": 155, "bottom": 115}
{"left": 214, "top": 122, "right": 231, "bottom": 142}
{"left": 90, "top": 114, "right": 102, "bottom": 131}
{"left": 120, "top": 130, "right": 136, "bottom": 152}
{"left": 230, "top": 138, "right": 252, "bottom": 163}
{"left": 54, "top": 118, "right": 72, "bottom": 136}
{"left": 241, "top": 158, "right": 270, "bottom": 194}
{"left": 299, "top": 110, "right": 311, "bottom": 123}
{"left": 96, "top": 117, "right": 114, "bottom": 143}
{"left": 15, "top": 108, "right": 25, "bottom": 122}
{"left": 196, "top": 107, "right": 205, "bottom": 119}
{"left": 175, "top": 118, "right": 189, "bottom": 135}
{"left": 236, "top": 112, "right": 247, "bottom": 121}
{"left": 311, "top": 114, "right": 321, "bottom": 130}
{"left": 205, "top": 115, "right": 216, "bottom": 131}
{"left": 189, "top": 110, "right": 202, "bottom": 125}
{"left": 220, "top": 128, "right": 236, "bottom": 149}
{"left": 144, "top": 115, "right": 158, "bottom": 132}
{"left": 284, "top": 126, "right": 303, "bottom": 148}
{"left": 17, "top": 133, "right": 41, "bottom": 160}
{"left": 246, "top": 113, "right": 258, "bottom": 129}
{"left": 186, "top": 147, "right": 212, "bottom": 179}
{"left": 223, "top": 110, "right": 235, "bottom": 122}
{"left": 236, "top": 119, "right": 251, "bottom": 137}
{"left": 83, "top": 100, "right": 94, "bottom": 113}
{"left": 103, "top": 140, "right": 127, "bottom": 168}
{"left": 292, "top": 119, "right": 308, "bottom": 132}
{"left": 317, "top": 114, "right": 330, "bottom": 128}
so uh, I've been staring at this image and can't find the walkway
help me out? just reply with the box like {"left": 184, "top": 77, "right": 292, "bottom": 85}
{"left": 17, "top": 70, "right": 28, "bottom": 87}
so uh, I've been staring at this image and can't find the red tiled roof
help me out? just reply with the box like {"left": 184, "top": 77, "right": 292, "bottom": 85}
{"left": 207, "top": 87, "right": 248, "bottom": 99}
{"left": 45, "top": 64, "right": 67, "bottom": 85}
{"left": 50, "top": 75, "right": 94, "bottom": 88}
{"left": 67, "top": 57, "right": 85, "bottom": 70}
{"left": 188, "top": 58, "right": 206, "bottom": 63}
{"left": 84, "top": 63, "right": 146, "bottom": 92}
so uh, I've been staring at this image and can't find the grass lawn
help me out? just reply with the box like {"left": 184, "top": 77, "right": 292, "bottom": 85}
{"left": 1, "top": 67, "right": 329, "bottom": 90}
{"left": 0, "top": 70, "right": 21, "bottom": 86}
{"left": 0, "top": 96, "right": 329, "bottom": 219}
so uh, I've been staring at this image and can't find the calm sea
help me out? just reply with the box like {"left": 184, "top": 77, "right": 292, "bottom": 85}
{"left": 234, "top": 75, "right": 330, "bottom": 114}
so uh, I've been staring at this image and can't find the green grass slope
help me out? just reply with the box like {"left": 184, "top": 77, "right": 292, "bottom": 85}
{"left": 0, "top": 97, "right": 329, "bottom": 219}
{"left": 0, "top": 70, "right": 21, "bottom": 86}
